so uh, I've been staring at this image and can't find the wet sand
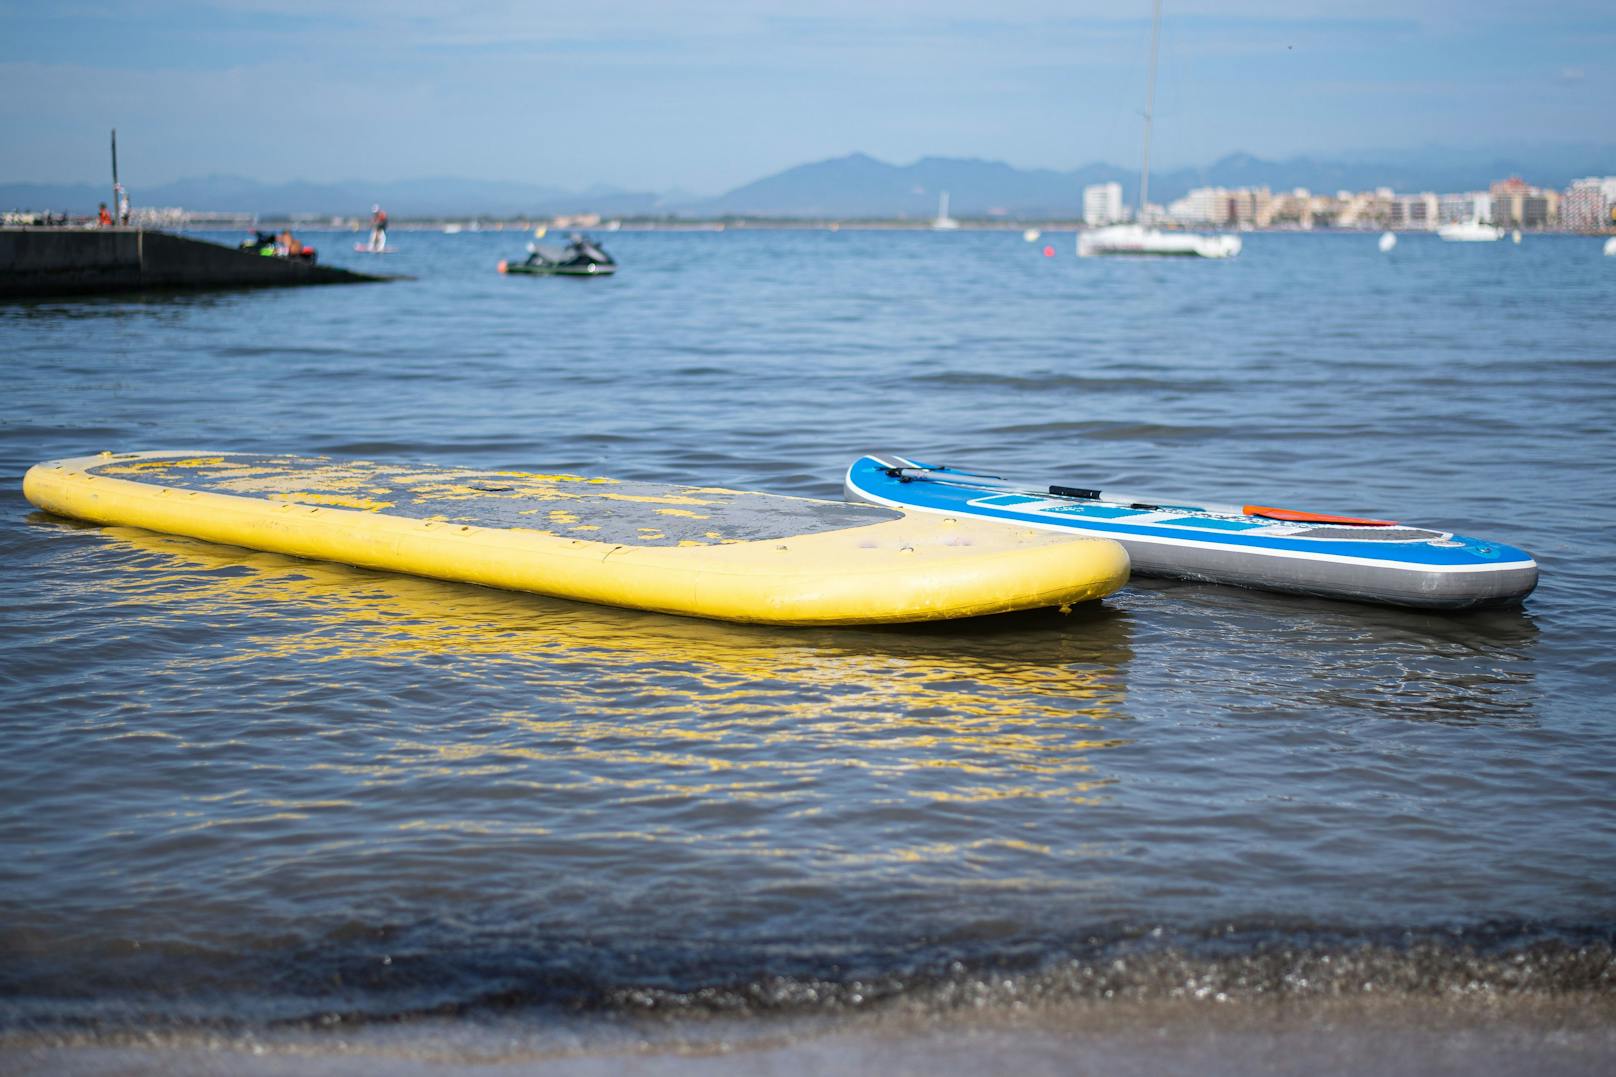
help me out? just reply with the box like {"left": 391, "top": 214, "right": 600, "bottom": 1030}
{"left": 7, "top": 995, "right": 1614, "bottom": 1076}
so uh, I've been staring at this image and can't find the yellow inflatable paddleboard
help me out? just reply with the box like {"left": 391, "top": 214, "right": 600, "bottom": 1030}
{"left": 24, "top": 452, "right": 1129, "bottom": 625}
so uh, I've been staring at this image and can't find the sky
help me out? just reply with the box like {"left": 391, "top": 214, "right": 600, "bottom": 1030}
{"left": 1, "top": 1, "right": 1611, "bottom": 194}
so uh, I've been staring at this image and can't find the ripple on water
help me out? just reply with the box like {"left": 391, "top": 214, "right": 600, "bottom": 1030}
{"left": 1, "top": 231, "right": 1613, "bottom": 1037}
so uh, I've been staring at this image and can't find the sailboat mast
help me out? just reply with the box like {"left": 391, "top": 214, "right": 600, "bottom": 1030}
{"left": 1138, "top": 0, "right": 1161, "bottom": 221}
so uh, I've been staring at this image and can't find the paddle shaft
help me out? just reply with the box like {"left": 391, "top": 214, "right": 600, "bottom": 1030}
{"left": 890, "top": 465, "right": 1229, "bottom": 513}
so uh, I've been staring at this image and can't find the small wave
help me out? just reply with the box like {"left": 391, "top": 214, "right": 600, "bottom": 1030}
{"left": 912, "top": 371, "right": 1231, "bottom": 394}
{"left": 981, "top": 420, "right": 1226, "bottom": 440}
{"left": 2, "top": 920, "right": 1609, "bottom": 1033}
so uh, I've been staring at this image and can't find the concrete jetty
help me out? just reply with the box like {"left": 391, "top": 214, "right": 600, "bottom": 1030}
{"left": 0, "top": 227, "right": 391, "bottom": 298}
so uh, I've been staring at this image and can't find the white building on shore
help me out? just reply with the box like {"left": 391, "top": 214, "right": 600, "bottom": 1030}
{"left": 1438, "top": 192, "right": 1494, "bottom": 226}
{"left": 1082, "top": 182, "right": 1125, "bottom": 226}
{"left": 1166, "top": 187, "right": 1230, "bottom": 225}
{"left": 1562, "top": 177, "right": 1616, "bottom": 232}
{"left": 1388, "top": 193, "right": 1439, "bottom": 230}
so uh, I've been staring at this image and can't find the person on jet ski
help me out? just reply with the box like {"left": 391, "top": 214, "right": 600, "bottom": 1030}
{"left": 522, "top": 234, "right": 612, "bottom": 268}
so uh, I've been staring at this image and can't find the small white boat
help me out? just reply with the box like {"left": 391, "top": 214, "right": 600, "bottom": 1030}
{"left": 1438, "top": 221, "right": 1504, "bottom": 242}
{"left": 1511, "top": 229, "right": 1522, "bottom": 244}
{"left": 1603, "top": 237, "right": 1616, "bottom": 257}
{"left": 932, "top": 191, "right": 960, "bottom": 231}
{"left": 1023, "top": 228, "right": 1041, "bottom": 243}
{"left": 1079, "top": 223, "right": 1241, "bottom": 259}
{"left": 1378, "top": 231, "right": 1397, "bottom": 252}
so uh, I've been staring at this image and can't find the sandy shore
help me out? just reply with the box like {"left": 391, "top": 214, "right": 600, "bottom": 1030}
{"left": 6, "top": 994, "right": 1614, "bottom": 1076}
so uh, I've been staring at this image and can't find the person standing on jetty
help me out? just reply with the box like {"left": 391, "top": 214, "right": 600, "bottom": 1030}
{"left": 368, "top": 204, "right": 388, "bottom": 251}
{"left": 96, "top": 203, "right": 113, "bottom": 227}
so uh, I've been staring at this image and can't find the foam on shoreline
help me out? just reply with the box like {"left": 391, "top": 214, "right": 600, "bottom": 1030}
{"left": 5, "top": 994, "right": 1615, "bottom": 1076}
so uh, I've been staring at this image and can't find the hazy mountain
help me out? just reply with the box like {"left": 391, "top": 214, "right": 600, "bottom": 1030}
{"left": 690, "top": 152, "right": 1130, "bottom": 218}
{"left": 6, "top": 145, "right": 1613, "bottom": 219}
{"left": 695, "top": 148, "right": 1616, "bottom": 217}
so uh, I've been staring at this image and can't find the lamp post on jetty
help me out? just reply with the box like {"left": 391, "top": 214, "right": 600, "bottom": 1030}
{"left": 110, "top": 129, "right": 128, "bottom": 225}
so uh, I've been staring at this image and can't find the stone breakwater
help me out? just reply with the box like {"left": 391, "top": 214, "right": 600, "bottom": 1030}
{"left": 0, "top": 227, "right": 390, "bottom": 298}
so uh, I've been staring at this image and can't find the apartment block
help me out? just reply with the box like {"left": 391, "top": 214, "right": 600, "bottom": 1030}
{"left": 1082, "top": 182, "right": 1126, "bottom": 226}
{"left": 1438, "top": 192, "right": 1493, "bottom": 226}
{"left": 1389, "top": 193, "right": 1439, "bottom": 230}
{"left": 1562, "top": 177, "right": 1616, "bottom": 232}
{"left": 1490, "top": 177, "right": 1560, "bottom": 229}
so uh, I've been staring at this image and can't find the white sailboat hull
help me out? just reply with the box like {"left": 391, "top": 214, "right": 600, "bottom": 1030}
{"left": 1077, "top": 224, "right": 1241, "bottom": 259}
{"left": 1438, "top": 222, "right": 1504, "bottom": 242}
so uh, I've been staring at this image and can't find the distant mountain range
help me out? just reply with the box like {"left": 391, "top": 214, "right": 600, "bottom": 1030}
{"left": 692, "top": 153, "right": 1123, "bottom": 218}
{"left": 7, "top": 145, "right": 1615, "bottom": 220}
{"left": 701, "top": 147, "right": 1616, "bottom": 217}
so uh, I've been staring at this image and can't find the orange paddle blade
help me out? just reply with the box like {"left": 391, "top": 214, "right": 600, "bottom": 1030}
{"left": 1243, "top": 505, "right": 1398, "bottom": 526}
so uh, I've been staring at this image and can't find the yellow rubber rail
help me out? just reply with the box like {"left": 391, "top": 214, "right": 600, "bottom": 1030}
{"left": 25, "top": 452, "right": 1129, "bottom": 626}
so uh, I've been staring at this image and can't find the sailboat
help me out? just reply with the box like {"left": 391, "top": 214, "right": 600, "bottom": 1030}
{"left": 1077, "top": 0, "right": 1241, "bottom": 259}
{"left": 932, "top": 191, "right": 960, "bottom": 230}
{"left": 1437, "top": 219, "right": 1503, "bottom": 242}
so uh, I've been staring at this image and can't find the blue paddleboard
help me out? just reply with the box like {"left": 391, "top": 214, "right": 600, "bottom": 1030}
{"left": 845, "top": 453, "right": 1537, "bottom": 610}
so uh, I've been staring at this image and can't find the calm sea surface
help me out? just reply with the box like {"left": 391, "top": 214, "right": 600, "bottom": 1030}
{"left": 2, "top": 230, "right": 1614, "bottom": 1049}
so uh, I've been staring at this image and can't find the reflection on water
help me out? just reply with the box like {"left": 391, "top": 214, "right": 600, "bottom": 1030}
{"left": 1120, "top": 578, "right": 1541, "bottom": 729}
{"left": 1, "top": 289, "right": 264, "bottom": 327}
{"left": 1, "top": 518, "right": 1148, "bottom": 1025}
{"left": 91, "top": 521, "right": 1132, "bottom": 713}
{"left": 94, "top": 524, "right": 1135, "bottom": 806}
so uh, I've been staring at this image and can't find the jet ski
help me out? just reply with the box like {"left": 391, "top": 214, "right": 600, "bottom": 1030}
{"left": 498, "top": 234, "right": 616, "bottom": 277}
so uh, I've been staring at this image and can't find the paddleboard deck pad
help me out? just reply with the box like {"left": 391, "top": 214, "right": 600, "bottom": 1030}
{"left": 845, "top": 453, "right": 1537, "bottom": 610}
{"left": 24, "top": 452, "right": 1129, "bottom": 625}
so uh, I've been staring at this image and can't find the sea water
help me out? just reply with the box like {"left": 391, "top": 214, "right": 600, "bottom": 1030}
{"left": 1, "top": 230, "right": 1613, "bottom": 1064}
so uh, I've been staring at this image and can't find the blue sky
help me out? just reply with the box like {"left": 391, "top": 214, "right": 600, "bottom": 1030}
{"left": 2, "top": 1, "right": 1610, "bottom": 193}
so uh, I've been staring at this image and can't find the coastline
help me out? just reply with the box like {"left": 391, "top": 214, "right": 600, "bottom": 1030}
{"left": 203, "top": 218, "right": 1616, "bottom": 236}
{"left": 6, "top": 994, "right": 1614, "bottom": 1076}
